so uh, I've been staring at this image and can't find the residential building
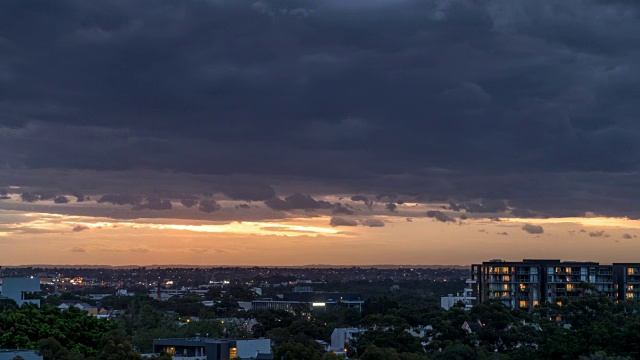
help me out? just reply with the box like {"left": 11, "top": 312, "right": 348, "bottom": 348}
{"left": 152, "top": 337, "right": 272, "bottom": 360}
{"left": 470, "top": 259, "right": 640, "bottom": 309}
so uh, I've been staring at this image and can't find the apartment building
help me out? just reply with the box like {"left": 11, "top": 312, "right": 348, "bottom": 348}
{"left": 470, "top": 259, "right": 640, "bottom": 309}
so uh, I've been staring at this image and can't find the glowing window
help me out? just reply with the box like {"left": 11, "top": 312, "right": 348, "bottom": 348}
{"left": 230, "top": 347, "right": 237, "bottom": 358}
{"left": 519, "top": 300, "right": 528, "bottom": 308}
{"left": 166, "top": 347, "right": 176, "bottom": 356}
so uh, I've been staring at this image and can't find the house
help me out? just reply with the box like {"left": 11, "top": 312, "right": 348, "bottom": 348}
{"left": 58, "top": 301, "right": 109, "bottom": 316}
{"left": 152, "top": 337, "right": 272, "bottom": 360}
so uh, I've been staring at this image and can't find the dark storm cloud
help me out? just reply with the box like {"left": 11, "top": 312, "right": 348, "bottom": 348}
{"left": 199, "top": 199, "right": 221, "bottom": 213}
{"left": 54, "top": 196, "right": 69, "bottom": 204}
{"left": 622, "top": 233, "right": 633, "bottom": 239}
{"left": 180, "top": 198, "right": 198, "bottom": 208}
{"left": 98, "top": 194, "right": 141, "bottom": 206}
{"left": 385, "top": 203, "right": 398, "bottom": 213}
{"left": 351, "top": 195, "right": 374, "bottom": 211}
{"left": 1, "top": 0, "right": 640, "bottom": 218}
{"left": 426, "top": 211, "right": 455, "bottom": 223}
{"left": 21, "top": 192, "right": 39, "bottom": 202}
{"left": 522, "top": 224, "right": 544, "bottom": 235}
{"left": 264, "top": 193, "right": 331, "bottom": 211}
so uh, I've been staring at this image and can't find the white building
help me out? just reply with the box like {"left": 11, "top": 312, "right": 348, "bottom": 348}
{"left": 440, "top": 279, "right": 476, "bottom": 310}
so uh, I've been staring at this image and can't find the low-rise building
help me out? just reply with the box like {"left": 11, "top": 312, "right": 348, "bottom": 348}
{"left": 152, "top": 337, "right": 272, "bottom": 360}
{"left": 0, "top": 277, "right": 41, "bottom": 307}
{"left": 0, "top": 349, "right": 43, "bottom": 360}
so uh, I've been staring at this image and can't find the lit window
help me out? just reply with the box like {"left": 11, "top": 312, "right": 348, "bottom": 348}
{"left": 566, "top": 284, "right": 574, "bottom": 291}
{"left": 230, "top": 347, "right": 237, "bottom": 358}
{"left": 166, "top": 347, "right": 176, "bottom": 356}
{"left": 519, "top": 300, "right": 528, "bottom": 308}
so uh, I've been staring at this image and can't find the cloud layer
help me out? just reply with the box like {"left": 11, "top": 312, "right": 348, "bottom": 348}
{"left": 1, "top": 0, "right": 640, "bottom": 222}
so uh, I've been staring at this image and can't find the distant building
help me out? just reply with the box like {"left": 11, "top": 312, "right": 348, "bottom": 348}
{"left": 249, "top": 292, "right": 366, "bottom": 312}
{"left": 0, "top": 349, "right": 43, "bottom": 360}
{"left": 470, "top": 259, "right": 640, "bottom": 309}
{"left": 152, "top": 337, "right": 272, "bottom": 360}
{"left": 59, "top": 301, "right": 109, "bottom": 317}
{"left": 330, "top": 328, "right": 366, "bottom": 353}
{"left": 441, "top": 279, "right": 476, "bottom": 310}
{"left": 0, "top": 277, "right": 41, "bottom": 307}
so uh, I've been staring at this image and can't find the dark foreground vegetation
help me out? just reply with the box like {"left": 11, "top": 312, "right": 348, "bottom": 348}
{"left": 1, "top": 280, "right": 640, "bottom": 359}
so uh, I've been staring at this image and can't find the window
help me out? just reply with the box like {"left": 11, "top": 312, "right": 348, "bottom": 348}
{"left": 230, "top": 347, "right": 237, "bottom": 358}
{"left": 519, "top": 300, "right": 528, "bottom": 308}
{"left": 566, "top": 284, "right": 574, "bottom": 291}
{"left": 166, "top": 347, "right": 176, "bottom": 356}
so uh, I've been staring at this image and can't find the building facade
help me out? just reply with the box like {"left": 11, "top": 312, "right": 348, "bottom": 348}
{"left": 152, "top": 338, "right": 272, "bottom": 360}
{"left": 470, "top": 259, "right": 640, "bottom": 309}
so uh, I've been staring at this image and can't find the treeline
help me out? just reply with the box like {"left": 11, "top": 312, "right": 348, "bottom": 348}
{"left": 0, "top": 303, "right": 169, "bottom": 360}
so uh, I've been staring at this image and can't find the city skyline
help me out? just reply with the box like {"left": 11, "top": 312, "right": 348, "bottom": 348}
{"left": 1, "top": 0, "right": 640, "bottom": 265}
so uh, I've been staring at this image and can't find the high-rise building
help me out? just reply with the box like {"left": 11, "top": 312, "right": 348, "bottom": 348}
{"left": 469, "top": 259, "right": 640, "bottom": 309}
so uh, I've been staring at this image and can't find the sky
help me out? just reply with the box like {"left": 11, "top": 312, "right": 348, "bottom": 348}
{"left": 1, "top": 0, "right": 640, "bottom": 266}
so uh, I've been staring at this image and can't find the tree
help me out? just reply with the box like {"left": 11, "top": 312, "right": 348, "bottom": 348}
{"left": 96, "top": 330, "right": 142, "bottom": 360}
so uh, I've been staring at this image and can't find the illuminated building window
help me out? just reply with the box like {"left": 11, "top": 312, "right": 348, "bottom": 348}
{"left": 166, "top": 347, "right": 176, "bottom": 356}
{"left": 533, "top": 301, "right": 539, "bottom": 306}
{"left": 503, "top": 284, "right": 509, "bottom": 290}
{"left": 627, "top": 293, "right": 635, "bottom": 299}
{"left": 566, "top": 284, "right": 574, "bottom": 291}
{"left": 628, "top": 268, "right": 635, "bottom": 275}
{"left": 519, "top": 300, "right": 528, "bottom": 308}
{"left": 230, "top": 347, "right": 237, "bottom": 358}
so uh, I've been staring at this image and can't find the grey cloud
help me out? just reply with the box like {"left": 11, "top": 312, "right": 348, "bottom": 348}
{"left": 351, "top": 195, "right": 373, "bottom": 211}
{"left": 236, "top": 203, "right": 251, "bottom": 209}
{"left": 426, "top": 210, "right": 455, "bottom": 223}
{"left": 70, "top": 247, "right": 86, "bottom": 252}
{"left": 329, "top": 217, "right": 358, "bottom": 227}
{"left": 264, "top": 193, "right": 331, "bottom": 211}
{"left": 53, "top": 195, "right": 69, "bottom": 204}
{"left": 199, "top": 199, "right": 221, "bottom": 213}
{"left": 72, "top": 225, "right": 90, "bottom": 232}
{"left": 130, "top": 248, "right": 150, "bottom": 253}
{"left": 133, "top": 198, "right": 172, "bottom": 211}
{"left": 21, "top": 192, "right": 39, "bottom": 202}
{"left": 588, "top": 230, "right": 609, "bottom": 238}
{"left": 522, "top": 224, "right": 544, "bottom": 234}
{"left": 332, "top": 203, "right": 354, "bottom": 215}
{"left": 622, "top": 233, "right": 633, "bottom": 239}
{"left": 361, "top": 218, "right": 385, "bottom": 227}
{"left": 98, "top": 194, "right": 141, "bottom": 206}
{"left": 0, "top": 0, "right": 639, "bottom": 220}
{"left": 385, "top": 203, "right": 398, "bottom": 212}
{"left": 497, "top": 232, "right": 508, "bottom": 236}
{"left": 180, "top": 198, "right": 198, "bottom": 208}
{"left": 219, "top": 184, "right": 276, "bottom": 201}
